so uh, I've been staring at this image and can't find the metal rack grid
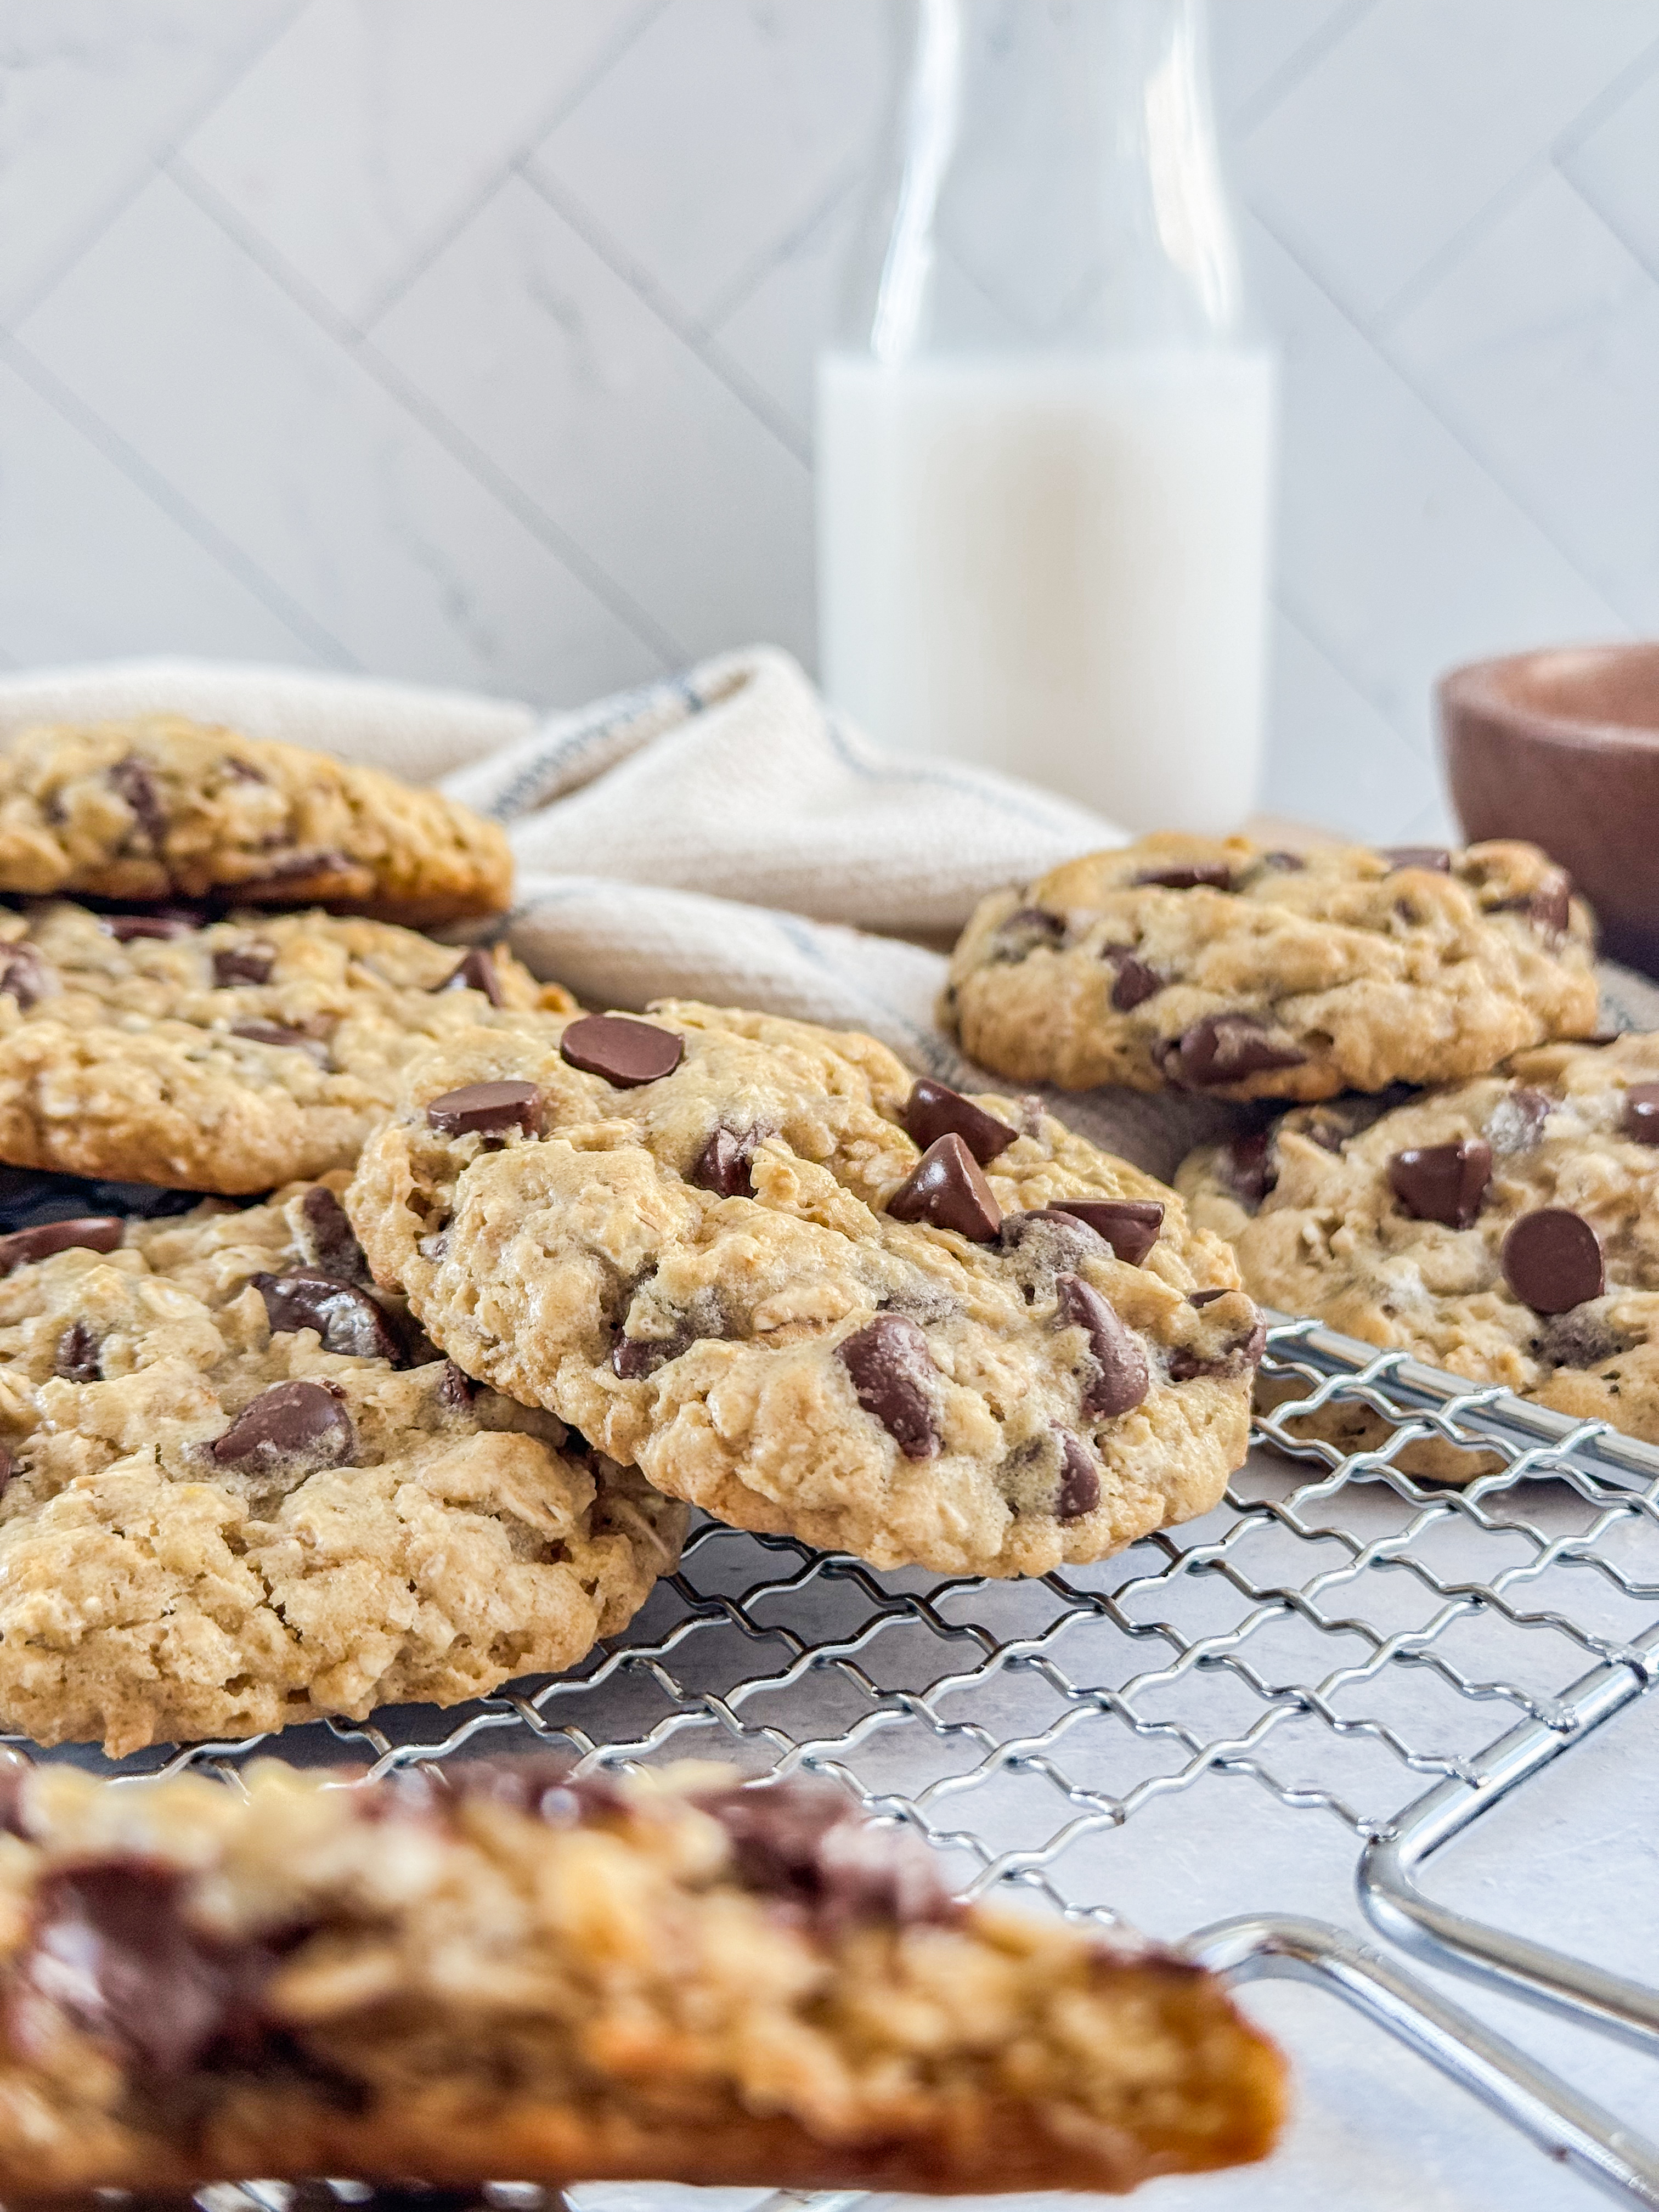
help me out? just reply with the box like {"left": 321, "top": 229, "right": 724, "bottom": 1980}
{"left": 16, "top": 1316, "right": 1659, "bottom": 2208}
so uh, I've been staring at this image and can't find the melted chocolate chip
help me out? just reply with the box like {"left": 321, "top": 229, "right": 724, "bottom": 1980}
{"left": 1502, "top": 1209, "right": 1604, "bottom": 1315}
{"left": 560, "top": 1013, "right": 683, "bottom": 1087}
{"left": 696, "top": 1777, "right": 955, "bottom": 1934}
{"left": 438, "top": 1359, "right": 478, "bottom": 1409}
{"left": 1387, "top": 1137, "right": 1492, "bottom": 1230}
{"left": 992, "top": 907, "right": 1065, "bottom": 961}
{"left": 0, "top": 944, "right": 49, "bottom": 1010}
{"left": 109, "top": 915, "right": 194, "bottom": 942}
{"left": 1382, "top": 846, "right": 1452, "bottom": 873}
{"left": 1133, "top": 862, "right": 1233, "bottom": 890}
{"left": 108, "top": 755, "right": 166, "bottom": 849}
{"left": 690, "top": 1126, "right": 753, "bottom": 1198}
{"left": 1623, "top": 1084, "right": 1659, "bottom": 1144}
{"left": 434, "top": 946, "right": 504, "bottom": 1006}
{"left": 1220, "top": 1130, "right": 1277, "bottom": 1205}
{"left": 903, "top": 1077, "right": 1015, "bottom": 1166}
{"left": 1488, "top": 1087, "right": 1552, "bottom": 1154}
{"left": 212, "top": 946, "right": 274, "bottom": 986}
{"left": 426, "top": 1079, "right": 543, "bottom": 1138}
{"left": 1168, "top": 1293, "right": 1268, "bottom": 1378}
{"left": 232, "top": 850, "right": 355, "bottom": 896}
{"left": 0, "top": 1216, "right": 122, "bottom": 1275}
{"left": 837, "top": 1314, "right": 940, "bottom": 1458}
{"left": 211, "top": 1379, "right": 355, "bottom": 1476}
{"left": 1160, "top": 1014, "right": 1307, "bottom": 1088}
{"left": 1260, "top": 851, "right": 1307, "bottom": 872}
{"left": 298, "top": 1186, "right": 370, "bottom": 1282}
{"left": 1536, "top": 1309, "right": 1629, "bottom": 1369}
{"left": 1105, "top": 949, "right": 1165, "bottom": 1010}
{"left": 1055, "top": 1274, "right": 1149, "bottom": 1418}
{"left": 887, "top": 1133, "right": 1001, "bottom": 1242}
{"left": 1051, "top": 1198, "right": 1164, "bottom": 1265}
{"left": 997, "top": 1207, "right": 1114, "bottom": 1303}
{"left": 611, "top": 1327, "right": 692, "bottom": 1379}
{"left": 54, "top": 1319, "right": 100, "bottom": 1382}
{"left": 253, "top": 1272, "right": 403, "bottom": 1363}
{"left": 1054, "top": 1429, "right": 1101, "bottom": 1520}
{"left": 230, "top": 1020, "right": 325, "bottom": 1063}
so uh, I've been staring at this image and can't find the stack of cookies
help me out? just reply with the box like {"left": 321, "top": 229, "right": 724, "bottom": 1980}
{"left": 942, "top": 828, "right": 1659, "bottom": 1475}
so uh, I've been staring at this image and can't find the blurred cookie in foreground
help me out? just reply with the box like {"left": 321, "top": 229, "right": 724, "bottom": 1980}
{"left": 1178, "top": 1036, "right": 1659, "bottom": 1477}
{"left": 0, "top": 901, "right": 573, "bottom": 1191}
{"left": 0, "top": 1756, "right": 1286, "bottom": 2196}
{"left": 944, "top": 831, "right": 1597, "bottom": 1102}
{"left": 0, "top": 1177, "right": 682, "bottom": 1753}
{"left": 0, "top": 712, "right": 511, "bottom": 923}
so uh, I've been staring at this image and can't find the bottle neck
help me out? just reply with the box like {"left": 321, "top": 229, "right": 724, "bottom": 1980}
{"left": 849, "top": 0, "right": 1243, "bottom": 364}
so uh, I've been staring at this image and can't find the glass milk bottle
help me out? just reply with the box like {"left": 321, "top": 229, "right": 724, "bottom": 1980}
{"left": 816, "top": 0, "right": 1276, "bottom": 832}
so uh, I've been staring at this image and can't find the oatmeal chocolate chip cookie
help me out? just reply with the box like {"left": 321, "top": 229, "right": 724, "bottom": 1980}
{"left": 346, "top": 1002, "right": 1262, "bottom": 1578}
{"left": 0, "top": 1176, "right": 683, "bottom": 1753}
{"left": 0, "top": 901, "right": 575, "bottom": 1192}
{"left": 1177, "top": 1034, "right": 1659, "bottom": 1472}
{"left": 944, "top": 831, "right": 1598, "bottom": 1102}
{"left": 0, "top": 1757, "right": 1285, "bottom": 2197}
{"left": 0, "top": 713, "right": 512, "bottom": 924}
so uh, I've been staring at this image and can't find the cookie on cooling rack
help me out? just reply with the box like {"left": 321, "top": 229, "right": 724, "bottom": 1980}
{"left": 0, "top": 1177, "right": 684, "bottom": 1753}
{"left": 0, "top": 901, "right": 575, "bottom": 1192}
{"left": 943, "top": 831, "right": 1598, "bottom": 1102}
{"left": 0, "top": 712, "right": 512, "bottom": 924}
{"left": 344, "top": 1000, "right": 1263, "bottom": 1578}
{"left": 1177, "top": 1034, "right": 1659, "bottom": 1469}
{"left": 0, "top": 1754, "right": 1286, "bottom": 2195}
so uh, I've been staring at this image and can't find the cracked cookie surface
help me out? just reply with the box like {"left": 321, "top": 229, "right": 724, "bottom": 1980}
{"left": 0, "top": 713, "right": 511, "bottom": 923}
{"left": 0, "top": 901, "right": 574, "bottom": 1192}
{"left": 944, "top": 832, "right": 1598, "bottom": 1102}
{"left": 346, "top": 1001, "right": 1261, "bottom": 1577}
{"left": 1178, "top": 1035, "right": 1659, "bottom": 1465}
{"left": 0, "top": 1176, "right": 683, "bottom": 1752}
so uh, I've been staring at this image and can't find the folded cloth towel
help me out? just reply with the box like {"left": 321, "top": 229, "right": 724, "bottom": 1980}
{"left": 2, "top": 645, "right": 1650, "bottom": 1183}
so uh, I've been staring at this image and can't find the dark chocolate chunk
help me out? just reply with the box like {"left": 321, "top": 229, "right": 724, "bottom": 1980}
{"left": 837, "top": 1314, "right": 940, "bottom": 1458}
{"left": 1054, "top": 1273, "right": 1149, "bottom": 1418}
{"left": 108, "top": 754, "right": 167, "bottom": 849}
{"left": 252, "top": 1272, "right": 403, "bottom": 1363}
{"left": 211, "top": 1379, "right": 356, "bottom": 1476}
{"left": 887, "top": 1133, "right": 1001, "bottom": 1242}
{"left": 0, "top": 944, "right": 49, "bottom": 1009}
{"left": 1502, "top": 1209, "right": 1604, "bottom": 1314}
{"left": 438, "top": 1358, "right": 478, "bottom": 1409}
{"left": 108, "top": 914, "right": 194, "bottom": 942}
{"left": 1387, "top": 1137, "right": 1492, "bottom": 1230}
{"left": 434, "top": 946, "right": 504, "bottom": 1006}
{"left": 1623, "top": 1083, "right": 1659, "bottom": 1144}
{"left": 1381, "top": 846, "right": 1452, "bottom": 873}
{"left": 690, "top": 1126, "right": 753, "bottom": 1198}
{"left": 1105, "top": 949, "right": 1165, "bottom": 1011}
{"left": 1220, "top": 1130, "right": 1277, "bottom": 1205}
{"left": 1160, "top": 1014, "right": 1307, "bottom": 1088}
{"left": 0, "top": 1216, "right": 122, "bottom": 1275}
{"left": 696, "top": 1776, "right": 955, "bottom": 1933}
{"left": 54, "top": 1319, "right": 100, "bottom": 1382}
{"left": 1051, "top": 1198, "right": 1164, "bottom": 1265}
{"left": 212, "top": 946, "right": 274, "bottom": 986}
{"left": 991, "top": 907, "right": 1065, "bottom": 961}
{"left": 1054, "top": 1429, "right": 1101, "bottom": 1521}
{"left": 903, "top": 1077, "right": 1015, "bottom": 1166}
{"left": 1133, "top": 862, "right": 1232, "bottom": 890}
{"left": 298, "top": 1186, "right": 370, "bottom": 1282}
{"left": 559, "top": 1013, "right": 683, "bottom": 1087}
{"left": 426, "top": 1079, "right": 543, "bottom": 1138}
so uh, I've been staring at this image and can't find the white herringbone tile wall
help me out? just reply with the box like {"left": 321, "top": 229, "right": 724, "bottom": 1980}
{"left": 3, "top": 0, "right": 1658, "bottom": 840}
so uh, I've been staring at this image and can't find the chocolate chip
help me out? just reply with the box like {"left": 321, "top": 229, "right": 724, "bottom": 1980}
{"left": 1260, "top": 851, "right": 1307, "bottom": 872}
{"left": 1220, "top": 1130, "right": 1277, "bottom": 1204}
{"left": 1160, "top": 1014, "right": 1307, "bottom": 1088}
{"left": 888, "top": 1133, "right": 1001, "bottom": 1242}
{"left": 0, "top": 1216, "right": 122, "bottom": 1275}
{"left": 1051, "top": 1198, "right": 1164, "bottom": 1265}
{"left": 1054, "top": 1429, "right": 1101, "bottom": 1520}
{"left": 560, "top": 1013, "right": 683, "bottom": 1087}
{"left": 426, "top": 1079, "right": 543, "bottom": 1137}
{"left": 903, "top": 1077, "right": 1015, "bottom": 1166}
{"left": 108, "top": 755, "right": 166, "bottom": 849}
{"left": 1188, "top": 1288, "right": 1228, "bottom": 1307}
{"left": 434, "top": 946, "right": 504, "bottom": 1007}
{"left": 232, "top": 849, "right": 355, "bottom": 896}
{"left": 1055, "top": 1273, "right": 1149, "bottom": 1418}
{"left": 1381, "top": 846, "right": 1452, "bottom": 873}
{"left": 690, "top": 1126, "right": 753, "bottom": 1198}
{"left": 997, "top": 1207, "right": 1115, "bottom": 1303}
{"left": 1387, "top": 1137, "right": 1492, "bottom": 1230}
{"left": 837, "top": 1314, "right": 940, "bottom": 1458}
{"left": 230, "top": 1020, "right": 326, "bottom": 1065}
{"left": 1133, "top": 862, "right": 1232, "bottom": 890}
{"left": 53, "top": 1320, "right": 100, "bottom": 1382}
{"left": 1503, "top": 873, "right": 1572, "bottom": 938}
{"left": 0, "top": 944, "right": 49, "bottom": 1010}
{"left": 1623, "top": 1084, "right": 1659, "bottom": 1144}
{"left": 1105, "top": 949, "right": 1165, "bottom": 1010}
{"left": 1169, "top": 1293, "right": 1268, "bottom": 1378}
{"left": 211, "top": 1379, "right": 355, "bottom": 1477}
{"left": 1502, "top": 1209, "right": 1604, "bottom": 1314}
{"left": 611, "top": 1327, "right": 692, "bottom": 1380}
{"left": 992, "top": 907, "right": 1065, "bottom": 960}
{"left": 253, "top": 1272, "right": 403, "bottom": 1363}
{"left": 1488, "top": 1087, "right": 1552, "bottom": 1154}
{"left": 298, "top": 1186, "right": 370, "bottom": 1282}
{"left": 108, "top": 915, "right": 194, "bottom": 942}
{"left": 695, "top": 1777, "right": 956, "bottom": 1934}
{"left": 0, "top": 1446, "right": 12, "bottom": 1498}
{"left": 438, "top": 1358, "right": 477, "bottom": 1409}
{"left": 212, "top": 946, "right": 274, "bottom": 986}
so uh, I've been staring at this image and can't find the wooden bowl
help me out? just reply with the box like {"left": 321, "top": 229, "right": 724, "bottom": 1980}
{"left": 1441, "top": 642, "right": 1659, "bottom": 976}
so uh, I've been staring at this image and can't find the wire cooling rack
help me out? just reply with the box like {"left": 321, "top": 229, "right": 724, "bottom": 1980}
{"left": 16, "top": 1316, "right": 1659, "bottom": 2208}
